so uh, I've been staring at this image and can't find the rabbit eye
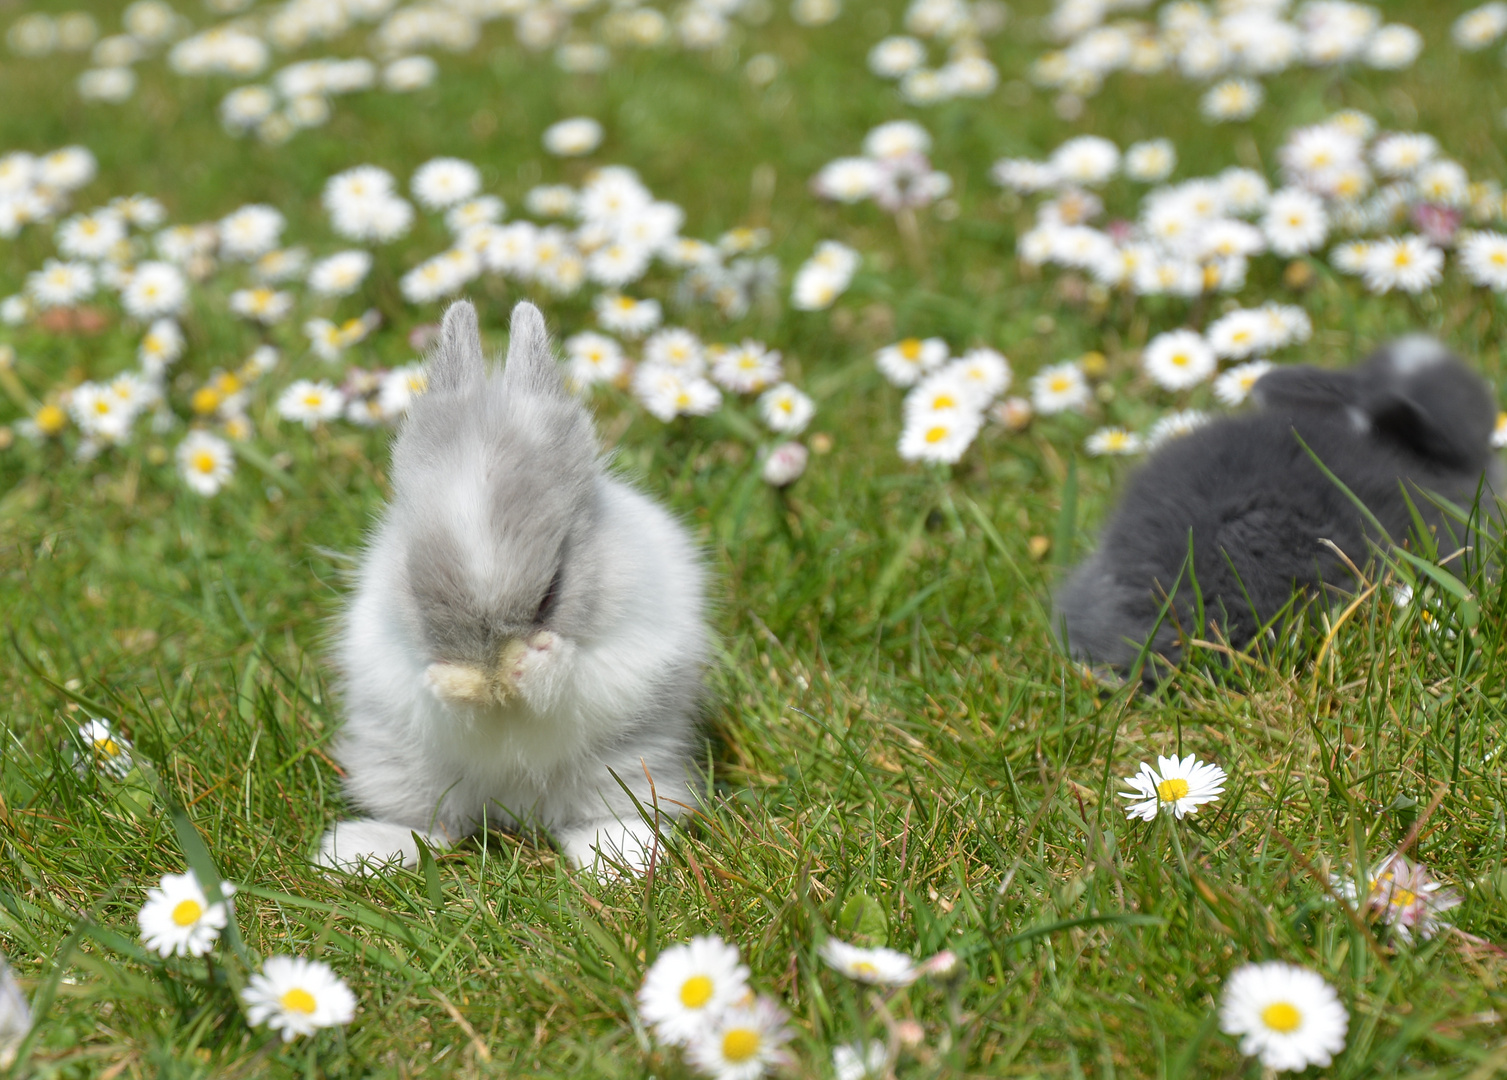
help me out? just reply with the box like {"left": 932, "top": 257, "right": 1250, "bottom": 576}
{"left": 536, "top": 566, "right": 563, "bottom": 623}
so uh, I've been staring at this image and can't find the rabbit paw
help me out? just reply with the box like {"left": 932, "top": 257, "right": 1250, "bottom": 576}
{"left": 558, "top": 818, "right": 663, "bottom": 881}
{"left": 317, "top": 819, "right": 443, "bottom": 874}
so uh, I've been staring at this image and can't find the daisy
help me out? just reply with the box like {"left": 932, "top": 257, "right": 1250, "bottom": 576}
{"left": 218, "top": 204, "right": 284, "bottom": 261}
{"left": 898, "top": 409, "right": 982, "bottom": 464}
{"left": 876, "top": 337, "right": 948, "bottom": 387}
{"left": 594, "top": 293, "right": 661, "bottom": 337}
{"left": 77, "top": 718, "right": 132, "bottom": 778}
{"left": 563, "top": 332, "right": 626, "bottom": 389}
{"left": 833, "top": 1041, "right": 887, "bottom": 1080}
{"left": 1219, "top": 962, "right": 1348, "bottom": 1072}
{"left": 543, "top": 117, "right": 604, "bottom": 157}
{"left": 636, "top": 935, "right": 750, "bottom": 1046}
{"left": 1452, "top": 3, "right": 1507, "bottom": 50}
{"left": 1415, "top": 160, "right": 1470, "bottom": 208}
{"left": 1366, "top": 25, "right": 1422, "bottom": 69}
{"left": 819, "top": 939, "right": 919, "bottom": 987}
{"left": 176, "top": 430, "right": 235, "bottom": 496}
{"left": 139, "top": 319, "right": 185, "bottom": 372}
{"left": 1371, "top": 132, "right": 1437, "bottom": 178}
{"left": 229, "top": 287, "right": 293, "bottom": 324}
{"left": 950, "top": 348, "right": 1011, "bottom": 404}
{"left": 220, "top": 85, "right": 277, "bottom": 131}
{"left": 57, "top": 210, "right": 126, "bottom": 260}
{"left": 869, "top": 35, "right": 926, "bottom": 78}
{"left": 1201, "top": 78, "right": 1263, "bottom": 122}
{"left": 1262, "top": 189, "right": 1328, "bottom": 257}
{"left": 138, "top": 869, "right": 235, "bottom": 957}
{"left": 758, "top": 384, "right": 814, "bottom": 434}
{"left": 26, "top": 259, "right": 96, "bottom": 308}
{"left": 685, "top": 996, "right": 793, "bottom": 1080}
{"left": 1030, "top": 361, "right": 1091, "bottom": 415}
{"left": 712, "top": 340, "right": 782, "bottom": 393}
{"left": 762, "top": 442, "right": 809, "bottom": 487}
{"left": 277, "top": 380, "right": 344, "bottom": 428}
{"left": 1213, "top": 360, "right": 1273, "bottom": 407}
{"left": 1334, "top": 851, "right": 1462, "bottom": 942}
{"left": 1205, "top": 309, "right": 1270, "bottom": 360}
{"left": 1147, "top": 409, "right": 1212, "bottom": 447}
{"left": 253, "top": 247, "right": 308, "bottom": 284}
{"left": 1494, "top": 411, "right": 1507, "bottom": 449}
{"left": 411, "top": 157, "right": 481, "bottom": 210}
{"left": 586, "top": 241, "right": 653, "bottom": 288}
{"left": 633, "top": 367, "right": 721, "bottom": 421}
{"left": 1461, "top": 231, "right": 1507, "bottom": 291}
{"left": 1218, "top": 168, "right": 1270, "bottom": 215}
{"left": 308, "top": 250, "right": 372, "bottom": 296}
{"left": 525, "top": 184, "right": 576, "bottom": 218}
{"left": 1331, "top": 240, "right": 1373, "bottom": 275}
{"left": 1142, "top": 330, "right": 1216, "bottom": 391}
{"left": 1120, "top": 754, "right": 1226, "bottom": 821}
{"left": 991, "top": 159, "right": 1060, "bottom": 195}
{"left": 383, "top": 54, "right": 436, "bottom": 90}
{"left": 1362, "top": 235, "right": 1443, "bottom": 294}
{"left": 1086, "top": 427, "right": 1143, "bottom": 456}
{"left": 1049, "top": 135, "right": 1119, "bottom": 187}
{"left": 791, "top": 263, "right": 847, "bottom": 310}
{"left": 445, "top": 195, "right": 504, "bottom": 234}
{"left": 375, "top": 360, "right": 427, "bottom": 415}
{"left": 242, "top": 956, "right": 357, "bottom": 1042}
{"left": 1124, "top": 139, "right": 1175, "bottom": 183}
{"left": 904, "top": 369, "right": 975, "bottom": 423}
{"left": 121, "top": 261, "right": 187, "bottom": 320}
{"left": 862, "top": 120, "right": 930, "bottom": 161}
{"left": 37, "top": 146, "right": 96, "bottom": 190}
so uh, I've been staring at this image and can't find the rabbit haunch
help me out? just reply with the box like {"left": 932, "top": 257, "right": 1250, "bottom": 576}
{"left": 1055, "top": 336, "right": 1502, "bottom": 681}
{"left": 320, "top": 299, "right": 708, "bottom": 875}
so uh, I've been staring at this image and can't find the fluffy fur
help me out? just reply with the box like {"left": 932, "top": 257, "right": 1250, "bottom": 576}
{"left": 319, "top": 299, "right": 709, "bottom": 876}
{"left": 1055, "top": 336, "right": 1502, "bottom": 681}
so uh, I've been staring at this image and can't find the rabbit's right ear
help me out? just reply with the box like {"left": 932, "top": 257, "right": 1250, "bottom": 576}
{"left": 429, "top": 300, "right": 486, "bottom": 393}
{"left": 1250, "top": 366, "right": 1357, "bottom": 412}
{"left": 501, "top": 301, "right": 566, "bottom": 398}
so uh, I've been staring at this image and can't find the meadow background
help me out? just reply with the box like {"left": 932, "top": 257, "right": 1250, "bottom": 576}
{"left": 3, "top": 0, "right": 1507, "bottom": 1075}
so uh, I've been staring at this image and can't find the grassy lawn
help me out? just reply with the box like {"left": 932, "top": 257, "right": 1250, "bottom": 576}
{"left": 3, "top": 0, "right": 1507, "bottom": 1075}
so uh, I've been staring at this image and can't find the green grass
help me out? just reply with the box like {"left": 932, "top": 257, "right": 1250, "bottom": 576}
{"left": 4, "top": 0, "right": 1507, "bottom": 1075}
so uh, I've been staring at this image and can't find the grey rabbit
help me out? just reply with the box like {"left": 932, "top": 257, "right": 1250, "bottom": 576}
{"left": 1055, "top": 336, "right": 1502, "bottom": 682}
{"left": 319, "top": 299, "right": 709, "bottom": 877}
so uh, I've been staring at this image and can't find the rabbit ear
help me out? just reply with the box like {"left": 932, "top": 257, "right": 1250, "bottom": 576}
{"left": 430, "top": 300, "right": 486, "bottom": 393}
{"left": 1250, "top": 366, "right": 1357, "bottom": 412}
{"left": 501, "top": 301, "right": 566, "bottom": 397}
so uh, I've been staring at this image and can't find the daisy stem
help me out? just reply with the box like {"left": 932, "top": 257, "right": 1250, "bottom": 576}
{"left": 894, "top": 207, "right": 927, "bottom": 276}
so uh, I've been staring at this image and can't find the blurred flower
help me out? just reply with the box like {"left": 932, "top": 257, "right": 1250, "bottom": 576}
{"left": 762, "top": 442, "right": 809, "bottom": 487}
{"left": 138, "top": 869, "right": 235, "bottom": 957}
{"left": 1332, "top": 851, "right": 1462, "bottom": 942}
{"left": 685, "top": 996, "right": 793, "bottom": 1080}
{"left": 637, "top": 935, "right": 749, "bottom": 1047}
{"left": 176, "top": 431, "right": 235, "bottom": 496}
{"left": 76, "top": 718, "right": 133, "bottom": 778}
{"left": 818, "top": 939, "right": 918, "bottom": 986}
{"left": 1219, "top": 962, "right": 1347, "bottom": 1072}
{"left": 242, "top": 956, "right": 357, "bottom": 1042}
{"left": 543, "top": 117, "right": 603, "bottom": 157}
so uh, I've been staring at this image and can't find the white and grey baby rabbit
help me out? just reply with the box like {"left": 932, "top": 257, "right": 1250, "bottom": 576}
{"left": 319, "top": 299, "right": 709, "bottom": 876}
{"left": 1055, "top": 336, "right": 1502, "bottom": 682}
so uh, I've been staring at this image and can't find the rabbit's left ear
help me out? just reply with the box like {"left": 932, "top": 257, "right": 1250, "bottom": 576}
{"left": 1366, "top": 388, "right": 1482, "bottom": 470}
{"left": 1250, "top": 366, "right": 1356, "bottom": 411}
{"left": 502, "top": 301, "right": 566, "bottom": 397}
{"left": 430, "top": 300, "right": 486, "bottom": 393}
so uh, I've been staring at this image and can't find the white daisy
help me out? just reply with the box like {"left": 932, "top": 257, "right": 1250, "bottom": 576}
{"left": 1453, "top": 3, "right": 1507, "bottom": 50}
{"left": 1049, "top": 135, "right": 1119, "bottom": 187}
{"left": 1460, "top": 231, "right": 1507, "bottom": 291}
{"left": 563, "top": 332, "right": 626, "bottom": 388}
{"left": 633, "top": 367, "right": 721, "bottom": 421}
{"left": 383, "top": 55, "right": 437, "bottom": 91}
{"left": 253, "top": 247, "right": 307, "bottom": 284}
{"left": 862, "top": 120, "right": 930, "bottom": 161}
{"left": 1213, "top": 360, "right": 1273, "bottom": 407}
{"left": 685, "top": 996, "right": 794, "bottom": 1080}
{"left": 758, "top": 383, "right": 814, "bottom": 434}
{"left": 228, "top": 286, "right": 293, "bottom": 324}
{"left": 636, "top": 935, "right": 750, "bottom": 1046}
{"left": 543, "top": 117, "right": 604, "bottom": 157}
{"left": 1147, "top": 408, "right": 1213, "bottom": 447}
{"left": 1124, "top": 139, "right": 1175, "bottom": 183}
{"left": 833, "top": 1040, "right": 887, "bottom": 1080}
{"left": 1120, "top": 754, "right": 1227, "bottom": 821}
{"left": 308, "top": 250, "right": 372, "bottom": 296}
{"left": 868, "top": 35, "right": 926, "bottom": 79}
{"left": 411, "top": 157, "right": 481, "bottom": 210}
{"left": 218, "top": 204, "right": 284, "bottom": 261}
{"left": 949, "top": 348, "right": 1011, "bottom": 405}
{"left": 176, "top": 431, "right": 235, "bottom": 496}
{"left": 1142, "top": 330, "right": 1216, "bottom": 391}
{"left": 242, "top": 956, "right": 357, "bottom": 1042}
{"left": 1371, "top": 132, "right": 1437, "bottom": 178}
{"left": 1030, "top": 361, "right": 1091, "bottom": 415}
{"left": 121, "top": 261, "right": 187, "bottom": 320}
{"left": 898, "top": 409, "right": 982, "bottom": 464}
{"left": 1086, "top": 427, "right": 1143, "bottom": 456}
{"left": 819, "top": 939, "right": 919, "bottom": 987}
{"left": 1362, "top": 235, "right": 1443, "bottom": 294}
{"left": 594, "top": 293, "right": 661, "bottom": 337}
{"left": 904, "top": 369, "right": 975, "bottom": 423}
{"left": 1333, "top": 851, "right": 1462, "bottom": 943}
{"left": 1218, "top": 168, "right": 1270, "bottom": 215}
{"left": 876, "top": 337, "right": 948, "bottom": 387}
{"left": 57, "top": 210, "right": 126, "bottom": 260}
{"left": 139, "top": 318, "right": 185, "bottom": 373}
{"left": 762, "top": 442, "right": 809, "bottom": 487}
{"left": 277, "top": 380, "right": 344, "bottom": 428}
{"left": 711, "top": 340, "right": 782, "bottom": 393}
{"left": 1201, "top": 78, "right": 1263, "bottom": 122}
{"left": 1365, "top": 24, "right": 1422, "bottom": 69}
{"left": 76, "top": 718, "right": 132, "bottom": 778}
{"left": 1205, "top": 309, "right": 1270, "bottom": 361}
{"left": 138, "top": 869, "right": 235, "bottom": 957}
{"left": 1219, "top": 962, "right": 1348, "bottom": 1072}
{"left": 1261, "top": 189, "right": 1328, "bottom": 257}
{"left": 26, "top": 259, "right": 96, "bottom": 308}
{"left": 445, "top": 195, "right": 504, "bottom": 234}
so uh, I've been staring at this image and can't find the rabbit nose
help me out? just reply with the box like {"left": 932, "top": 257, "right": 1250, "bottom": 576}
{"left": 426, "top": 638, "right": 529, "bottom": 708}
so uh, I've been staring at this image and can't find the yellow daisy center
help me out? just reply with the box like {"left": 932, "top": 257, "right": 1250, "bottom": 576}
{"left": 35, "top": 404, "right": 66, "bottom": 434}
{"left": 192, "top": 451, "right": 217, "bottom": 475}
{"left": 1387, "top": 885, "right": 1418, "bottom": 907}
{"left": 1049, "top": 376, "right": 1072, "bottom": 393}
{"left": 280, "top": 988, "right": 318, "bottom": 1015}
{"left": 679, "top": 974, "right": 714, "bottom": 1008}
{"left": 192, "top": 387, "right": 221, "bottom": 414}
{"left": 172, "top": 899, "right": 204, "bottom": 926}
{"left": 615, "top": 296, "right": 635, "bottom": 310}
{"left": 94, "top": 736, "right": 120, "bottom": 756}
{"left": 932, "top": 394, "right": 956, "bottom": 409}
{"left": 1156, "top": 778, "right": 1190, "bottom": 802}
{"left": 303, "top": 393, "right": 323, "bottom": 407}
{"left": 899, "top": 338, "right": 922, "bottom": 361}
{"left": 924, "top": 425, "right": 948, "bottom": 444}
{"left": 1393, "top": 249, "right": 1413, "bottom": 267}
{"left": 94, "top": 399, "right": 112, "bottom": 414}
{"left": 1169, "top": 352, "right": 1189, "bottom": 368}
{"left": 1491, "top": 252, "right": 1507, "bottom": 266}
{"left": 1260, "top": 1001, "right": 1302, "bottom": 1033}
{"left": 721, "top": 1027, "right": 761, "bottom": 1062}
{"left": 853, "top": 961, "right": 879, "bottom": 978}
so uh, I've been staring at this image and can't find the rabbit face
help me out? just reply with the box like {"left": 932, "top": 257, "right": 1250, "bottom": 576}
{"left": 384, "top": 301, "right": 603, "bottom": 707}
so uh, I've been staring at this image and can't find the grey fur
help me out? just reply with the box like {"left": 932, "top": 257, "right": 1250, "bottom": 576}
{"left": 321, "top": 299, "right": 710, "bottom": 876}
{"left": 1055, "top": 337, "right": 1502, "bottom": 683}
